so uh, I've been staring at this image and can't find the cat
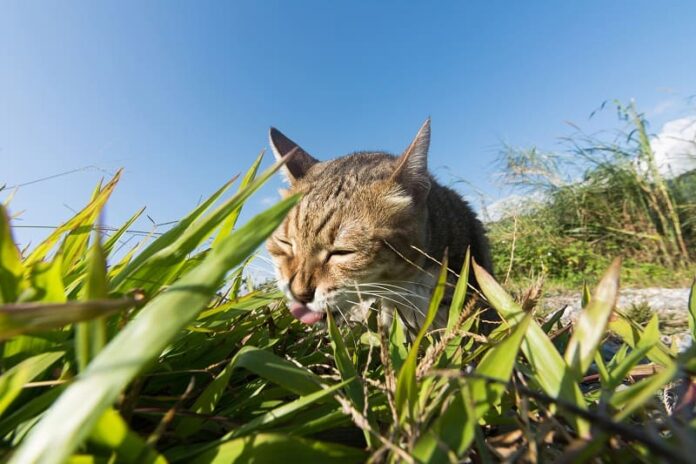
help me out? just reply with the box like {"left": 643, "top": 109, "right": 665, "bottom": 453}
{"left": 266, "top": 119, "right": 495, "bottom": 333}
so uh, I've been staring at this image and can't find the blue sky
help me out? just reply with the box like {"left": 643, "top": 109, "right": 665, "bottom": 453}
{"left": 2, "top": 1, "right": 695, "bottom": 252}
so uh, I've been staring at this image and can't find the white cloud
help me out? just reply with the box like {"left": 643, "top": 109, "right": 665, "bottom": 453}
{"left": 650, "top": 116, "right": 696, "bottom": 178}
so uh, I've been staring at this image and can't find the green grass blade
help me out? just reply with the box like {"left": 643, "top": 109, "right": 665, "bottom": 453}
{"left": 10, "top": 196, "right": 298, "bottom": 464}
{"left": 0, "top": 351, "right": 64, "bottom": 417}
{"left": 447, "top": 247, "right": 470, "bottom": 330}
{"left": 471, "top": 312, "right": 532, "bottom": 417}
{"left": 0, "top": 205, "right": 25, "bottom": 304}
{"left": 28, "top": 254, "right": 66, "bottom": 303}
{"left": 109, "top": 174, "right": 239, "bottom": 290}
{"left": 472, "top": 259, "right": 589, "bottom": 436}
{"left": 186, "top": 433, "right": 365, "bottom": 464}
{"left": 0, "top": 298, "right": 140, "bottom": 340}
{"left": 564, "top": 258, "right": 620, "bottom": 378}
{"left": 75, "top": 230, "right": 109, "bottom": 371}
{"left": 413, "top": 313, "right": 532, "bottom": 462}
{"left": 103, "top": 207, "right": 146, "bottom": 256}
{"left": 88, "top": 408, "right": 166, "bottom": 464}
{"left": 212, "top": 150, "right": 264, "bottom": 249}
{"left": 25, "top": 170, "right": 120, "bottom": 269}
{"left": 395, "top": 256, "right": 448, "bottom": 420}
{"left": 326, "top": 310, "right": 374, "bottom": 447}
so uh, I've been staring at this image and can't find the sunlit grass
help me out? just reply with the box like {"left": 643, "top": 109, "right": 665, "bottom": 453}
{"left": 0, "top": 149, "right": 694, "bottom": 463}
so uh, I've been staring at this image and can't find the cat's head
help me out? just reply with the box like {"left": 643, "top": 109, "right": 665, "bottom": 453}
{"left": 266, "top": 120, "right": 432, "bottom": 325}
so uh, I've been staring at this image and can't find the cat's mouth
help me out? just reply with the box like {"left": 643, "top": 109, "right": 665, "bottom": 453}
{"left": 288, "top": 302, "right": 325, "bottom": 325}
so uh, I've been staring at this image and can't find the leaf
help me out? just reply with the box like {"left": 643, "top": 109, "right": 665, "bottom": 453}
{"left": 75, "top": 230, "right": 109, "bottom": 371}
{"left": 612, "top": 363, "right": 678, "bottom": 421}
{"left": 174, "top": 344, "right": 324, "bottom": 439}
{"left": 185, "top": 433, "right": 365, "bottom": 464}
{"left": 395, "top": 256, "right": 448, "bottom": 420}
{"left": 388, "top": 314, "right": 408, "bottom": 373}
{"left": 103, "top": 207, "right": 146, "bottom": 256}
{"left": 412, "top": 381, "right": 476, "bottom": 462}
{"left": 25, "top": 171, "right": 120, "bottom": 269}
{"left": 413, "top": 313, "right": 532, "bottom": 462}
{"left": 0, "top": 204, "right": 25, "bottom": 304}
{"left": 470, "top": 312, "right": 532, "bottom": 417}
{"left": 0, "top": 297, "right": 141, "bottom": 340}
{"left": 472, "top": 259, "right": 589, "bottom": 437}
{"left": 212, "top": 150, "right": 264, "bottom": 249}
{"left": 608, "top": 312, "right": 674, "bottom": 368}
{"left": 28, "top": 254, "right": 66, "bottom": 303}
{"left": 10, "top": 195, "right": 299, "bottom": 464}
{"left": 447, "top": 247, "right": 470, "bottom": 331}
{"left": 564, "top": 258, "right": 620, "bottom": 378}
{"left": 109, "top": 174, "right": 238, "bottom": 291}
{"left": 89, "top": 408, "right": 166, "bottom": 464}
{"left": 326, "top": 310, "right": 375, "bottom": 447}
{"left": 0, "top": 351, "right": 64, "bottom": 417}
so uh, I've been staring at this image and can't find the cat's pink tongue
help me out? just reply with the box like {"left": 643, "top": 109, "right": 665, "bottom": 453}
{"left": 289, "top": 302, "right": 324, "bottom": 325}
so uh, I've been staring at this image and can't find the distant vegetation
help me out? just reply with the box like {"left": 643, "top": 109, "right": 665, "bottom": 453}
{"left": 489, "top": 102, "right": 695, "bottom": 288}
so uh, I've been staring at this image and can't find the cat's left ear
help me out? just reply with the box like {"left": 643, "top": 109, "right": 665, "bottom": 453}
{"left": 391, "top": 118, "right": 431, "bottom": 200}
{"left": 269, "top": 127, "right": 319, "bottom": 183}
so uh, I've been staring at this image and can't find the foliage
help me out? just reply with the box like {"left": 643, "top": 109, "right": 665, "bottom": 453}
{"left": 0, "top": 149, "right": 694, "bottom": 463}
{"left": 490, "top": 102, "right": 695, "bottom": 287}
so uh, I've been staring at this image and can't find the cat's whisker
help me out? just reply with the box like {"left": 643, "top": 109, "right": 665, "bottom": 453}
{"left": 344, "top": 290, "right": 428, "bottom": 321}
{"left": 353, "top": 283, "right": 428, "bottom": 300}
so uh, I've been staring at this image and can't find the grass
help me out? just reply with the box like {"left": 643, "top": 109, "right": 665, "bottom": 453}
{"left": 489, "top": 101, "right": 695, "bottom": 290}
{"left": 0, "top": 152, "right": 694, "bottom": 464}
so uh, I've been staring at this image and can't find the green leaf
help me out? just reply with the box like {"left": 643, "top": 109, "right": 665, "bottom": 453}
{"left": 447, "top": 247, "right": 470, "bottom": 330}
{"left": 0, "top": 351, "right": 64, "bottom": 417}
{"left": 109, "top": 174, "right": 238, "bottom": 291}
{"left": 0, "top": 204, "right": 25, "bottom": 304}
{"left": 28, "top": 254, "right": 66, "bottom": 303}
{"left": 10, "top": 195, "right": 299, "bottom": 464}
{"left": 326, "top": 311, "right": 374, "bottom": 447}
{"left": 103, "top": 207, "right": 146, "bottom": 256}
{"left": 395, "top": 256, "right": 448, "bottom": 420}
{"left": 564, "top": 258, "right": 620, "bottom": 378}
{"left": 89, "top": 408, "right": 166, "bottom": 464}
{"left": 472, "top": 259, "right": 589, "bottom": 437}
{"left": 471, "top": 312, "right": 532, "bottom": 417}
{"left": 75, "top": 230, "right": 109, "bottom": 371}
{"left": 212, "top": 150, "right": 264, "bottom": 249}
{"left": 388, "top": 313, "right": 408, "bottom": 373}
{"left": 612, "top": 363, "right": 678, "bottom": 421}
{"left": 412, "top": 380, "right": 476, "bottom": 462}
{"left": 185, "top": 433, "right": 365, "bottom": 464}
{"left": 25, "top": 171, "right": 120, "bottom": 269}
{"left": 413, "top": 313, "right": 532, "bottom": 462}
{"left": 609, "top": 312, "right": 674, "bottom": 368}
{"left": 0, "top": 298, "right": 140, "bottom": 340}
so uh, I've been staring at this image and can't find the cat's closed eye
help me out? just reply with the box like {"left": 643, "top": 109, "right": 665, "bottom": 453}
{"left": 326, "top": 249, "right": 357, "bottom": 262}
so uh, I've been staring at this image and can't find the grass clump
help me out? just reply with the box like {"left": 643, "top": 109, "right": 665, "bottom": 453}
{"left": 489, "top": 101, "right": 695, "bottom": 289}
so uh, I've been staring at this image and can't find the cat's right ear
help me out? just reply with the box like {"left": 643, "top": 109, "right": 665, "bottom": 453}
{"left": 269, "top": 128, "right": 318, "bottom": 183}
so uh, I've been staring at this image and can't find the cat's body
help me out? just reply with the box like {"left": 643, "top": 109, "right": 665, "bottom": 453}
{"left": 266, "top": 120, "right": 494, "bottom": 331}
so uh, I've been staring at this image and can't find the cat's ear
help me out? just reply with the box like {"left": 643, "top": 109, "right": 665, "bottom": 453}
{"left": 391, "top": 118, "right": 431, "bottom": 200}
{"left": 269, "top": 127, "right": 318, "bottom": 183}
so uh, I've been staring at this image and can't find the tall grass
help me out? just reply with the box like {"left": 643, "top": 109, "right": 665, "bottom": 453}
{"left": 0, "top": 148, "right": 694, "bottom": 463}
{"left": 492, "top": 101, "right": 695, "bottom": 286}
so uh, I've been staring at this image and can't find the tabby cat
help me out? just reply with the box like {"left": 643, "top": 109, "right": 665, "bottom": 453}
{"left": 266, "top": 119, "right": 494, "bottom": 332}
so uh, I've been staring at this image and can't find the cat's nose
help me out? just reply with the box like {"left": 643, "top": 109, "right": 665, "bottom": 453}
{"left": 291, "top": 287, "right": 316, "bottom": 304}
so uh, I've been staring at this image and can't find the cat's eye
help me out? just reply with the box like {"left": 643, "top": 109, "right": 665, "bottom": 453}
{"left": 326, "top": 249, "right": 357, "bottom": 260}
